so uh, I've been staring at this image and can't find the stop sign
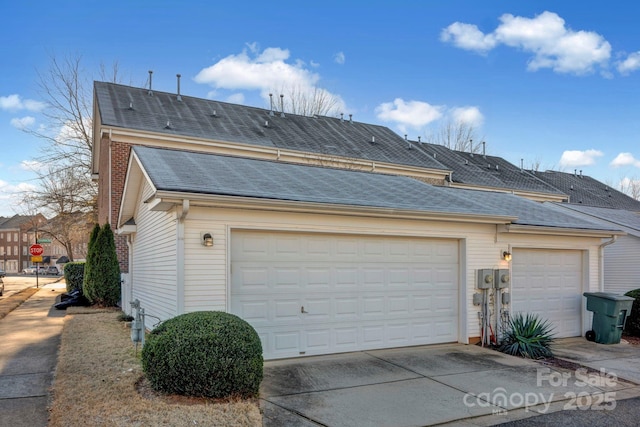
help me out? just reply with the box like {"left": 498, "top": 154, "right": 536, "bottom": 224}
{"left": 29, "top": 244, "right": 44, "bottom": 256}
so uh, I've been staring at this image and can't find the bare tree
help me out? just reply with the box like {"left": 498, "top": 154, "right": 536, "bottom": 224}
{"left": 19, "top": 54, "right": 123, "bottom": 259}
{"left": 270, "top": 84, "right": 342, "bottom": 117}
{"left": 619, "top": 177, "right": 640, "bottom": 200}
{"left": 425, "top": 120, "right": 484, "bottom": 153}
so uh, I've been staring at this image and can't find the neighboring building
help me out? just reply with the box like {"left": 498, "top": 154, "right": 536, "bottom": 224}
{"left": 0, "top": 214, "right": 47, "bottom": 273}
{"left": 549, "top": 204, "right": 640, "bottom": 295}
{"left": 533, "top": 169, "right": 640, "bottom": 211}
{"left": 93, "top": 81, "right": 623, "bottom": 360}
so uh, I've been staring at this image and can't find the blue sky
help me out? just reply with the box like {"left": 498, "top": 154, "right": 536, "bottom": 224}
{"left": 2, "top": 1, "right": 640, "bottom": 217}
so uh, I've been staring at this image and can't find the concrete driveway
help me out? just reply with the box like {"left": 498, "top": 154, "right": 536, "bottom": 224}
{"left": 260, "top": 341, "right": 640, "bottom": 427}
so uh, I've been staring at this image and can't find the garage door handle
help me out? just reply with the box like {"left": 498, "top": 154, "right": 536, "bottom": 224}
{"left": 301, "top": 306, "right": 308, "bottom": 314}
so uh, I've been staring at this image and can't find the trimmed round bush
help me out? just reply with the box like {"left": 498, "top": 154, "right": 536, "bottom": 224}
{"left": 141, "top": 311, "right": 263, "bottom": 398}
{"left": 624, "top": 289, "right": 640, "bottom": 336}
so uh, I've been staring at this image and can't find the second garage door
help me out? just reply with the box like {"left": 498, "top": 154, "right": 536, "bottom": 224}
{"left": 511, "top": 249, "right": 583, "bottom": 338}
{"left": 230, "top": 230, "right": 459, "bottom": 359}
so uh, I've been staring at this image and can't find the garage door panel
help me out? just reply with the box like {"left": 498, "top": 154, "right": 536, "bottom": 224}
{"left": 512, "top": 249, "right": 582, "bottom": 338}
{"left": 231, "top": 231, "right": 459, "bottom": 359}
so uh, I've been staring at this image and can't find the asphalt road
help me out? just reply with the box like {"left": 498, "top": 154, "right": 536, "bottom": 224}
{"left": 0, "top": 274, "right": 63, "bottom": 298}
{"left": 498, "top": 396, "right": 640, "bottom": 426}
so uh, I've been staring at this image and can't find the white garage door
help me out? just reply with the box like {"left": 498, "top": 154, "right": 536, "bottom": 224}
{"left": 231, "top": 230, "right": 459, "bottom": 359}
{"left": 511, "top": 249, "right": 583, "bottom": 338}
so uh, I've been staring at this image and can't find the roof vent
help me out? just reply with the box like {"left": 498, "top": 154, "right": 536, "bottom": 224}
{"left": 176, "top": 74, "right": 182, "bottom": 102}
{"left": 147, "top": 70, "right": 153, "bottom": 96}
{"left": 128, "top": 102, "right": 134, "bottom": 110}
{"left": 465, "top": 159, "right": 469, "bottom": 165}
{"left": 264, "top": 120, "right": 269, "bottom": 128}
{"left": 279, "top": 94, "right": 285, "bottom": 118}
{"left": 570, "top": 184, "right": 574, "bottom": 190}
{"left": 165, "top": 120, "right": 171, "bottom": 129}
{"left": 340, "top": 113, "right": 344, "bottom": 122}
{"left": 371, "top": 136, "right": 375, "bottom": 144}
{"left": 496, "top": 165, "right": 499, "bottom": 171}
{"left": 417, "top": 136, "right": 421, "bottom": 143}
{"left": 211, "top": 109, "right": 217, "bottom": 117}
{"left": 433, "top": 152, "right": 437, "bottom": 159}
{"left": 404, "top": 134, "right": 408, "bottom": 140}
{"left": 269, "top": 94, "right": 275, "bottom": 116}
{"left": 349, "top": 114, "right": 353, "bottom": 123}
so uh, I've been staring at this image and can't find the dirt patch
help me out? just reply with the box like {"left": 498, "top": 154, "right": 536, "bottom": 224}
{"left": 622, "top": 334, "right": 640, "bottom": 345}
{"left": 48, "top": 310, "right": 262, "bottom": 427}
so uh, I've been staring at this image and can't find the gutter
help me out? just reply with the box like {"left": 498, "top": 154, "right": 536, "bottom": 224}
{"left": 176, "top": 199, "right": 190, "bottom": 314}
{"left": 599, "top": 235, "right": 618, "bottom": 292}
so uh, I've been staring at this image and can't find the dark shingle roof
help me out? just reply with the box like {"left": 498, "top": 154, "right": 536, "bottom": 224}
{"left": 95, "top": 82, "right": 449, "bottom": 171}
{"left": 552, "top": 204, "right": 640, "bottom": 237}
{"left": 418, "top": 143, "right": 565, "bottom": 196}
{"left": 532, "top": 170, "right": 640, "bottom": 211}
{"left": 0, "top": 215, "right": 35, "bottom": 229}
{"left": 132, "top": 146, "right": 617, "bottom": 232}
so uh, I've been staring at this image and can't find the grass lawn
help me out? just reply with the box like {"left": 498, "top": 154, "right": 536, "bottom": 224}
{"left": 48, "top": 308, "right": 262, "bottom": 426}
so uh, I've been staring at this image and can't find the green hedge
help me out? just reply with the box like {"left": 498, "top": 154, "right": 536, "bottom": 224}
{"left": 63, "top": 262, "right": 85, "bottom": 292}
{"left": 142, "top": 311, "right": 263, "bottom": 398}
{"left": 624, "top": 289, "right": 640, "bottom": 336}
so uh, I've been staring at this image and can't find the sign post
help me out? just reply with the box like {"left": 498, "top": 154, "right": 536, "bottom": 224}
{"left": 29, "top": 244, "right": 44, "bottom": 288}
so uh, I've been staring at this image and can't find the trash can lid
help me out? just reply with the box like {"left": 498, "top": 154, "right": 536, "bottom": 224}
{"left": 583, "top": 292, "right": 635, "bottom": 301}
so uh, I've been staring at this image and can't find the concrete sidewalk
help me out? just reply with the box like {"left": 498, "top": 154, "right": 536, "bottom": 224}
{"left": 261, "top": 340, "right": 640, "bottom": 426}
{"left": 0, "top": 284, "right": 66, "bottom": 427}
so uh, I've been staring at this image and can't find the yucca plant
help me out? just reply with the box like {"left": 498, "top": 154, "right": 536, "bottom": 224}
{"left": 499, "top": 312, "right": 555, "bottom": 359}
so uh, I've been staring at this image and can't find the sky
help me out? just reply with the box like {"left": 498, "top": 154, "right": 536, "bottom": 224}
{"left": 2, "top": 1, "right": 640, "bottom": 217}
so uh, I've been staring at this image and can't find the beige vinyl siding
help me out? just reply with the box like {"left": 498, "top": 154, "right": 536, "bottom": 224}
{"left": 183, "top": 222, "right": 228, "bottom": 312}
{"left": 130, "top": 180, "right": 178, "bottom": 327}
{"left": 604, "top": 236, "right": 640, "bottom": 295}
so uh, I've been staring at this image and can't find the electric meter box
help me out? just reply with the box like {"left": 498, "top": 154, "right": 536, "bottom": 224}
{"left": 477, "top": 269, "right": 494, "bottom": 289}
{"left": 494, "top": 269, "right": 510, "bottom": 289}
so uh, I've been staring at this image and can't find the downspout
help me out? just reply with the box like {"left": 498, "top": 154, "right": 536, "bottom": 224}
{"left": 599, "top": 235, "right": 617, "bottom": 292}
{"left": 126, "top": 235, "right": 134, "bottom": 315}
{"left": 176, "top": 199, "right": 190, "bottom": 314}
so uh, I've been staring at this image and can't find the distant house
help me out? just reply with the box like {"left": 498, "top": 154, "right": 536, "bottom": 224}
{"left": 0, "top": 214, "right": 47, "bottom": 273}
{"left": 93, "top": 81, "right": 622, "bottom": 359}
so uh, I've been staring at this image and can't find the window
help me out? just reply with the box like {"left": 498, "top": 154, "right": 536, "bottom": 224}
{"left": 7, "top": 233, "right": 11, "bottom": 242}
{"left": 14, "top": 233, "right": 18, "bottom": 241}
{"left": 23, "top": 247, "right": 27, "bottom": 256}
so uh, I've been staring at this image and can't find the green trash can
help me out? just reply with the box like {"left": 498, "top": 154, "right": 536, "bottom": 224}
{"left": 583, "top": 292, "right": 635, "bottom": 344}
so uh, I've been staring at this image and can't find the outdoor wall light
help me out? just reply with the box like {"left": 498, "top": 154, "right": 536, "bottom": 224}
{"left": 202, "top": 233, "right": 214, "bottom": 247}
{"left": 502, "top": 251, "right": 512, "bottom": 261}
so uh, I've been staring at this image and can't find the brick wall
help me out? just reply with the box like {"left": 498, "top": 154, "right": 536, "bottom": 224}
{"left": 97, "top": 138, "right": 133, "bottom": 273}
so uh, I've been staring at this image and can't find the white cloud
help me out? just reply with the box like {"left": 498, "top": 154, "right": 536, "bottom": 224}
{"left": 194, "top": 45, "right": 346, "bottom": 113}
{"left": 226, "top": 93, "right": 245, "bottom": 104}
{"left": 440, "top": 22, "right": 497, "bottom": 53}
{"left": 610, "top": 152, "right": 640, "bottom": 168}
{"left": 559, "top": 149, "right": 604, "bottom": 167}
{"left": 334, "top": 51, "right": 346, "bottom": 65}
{"left": 616, "top": 52, "right": 640, "bottom": 75}
{"left": 20, "top": 160, "right": 46, "bottom": 172}
{"left": 0, "top": 179, "right": 37, "bottom": 216}
{"left": 375, "top": 99, "right": 443, "bottom": 133}
{"left": 442, "top": 11, "right": 611, "bottom": 75}
{"left": 0, "top": 94, "right": 46, "bottom": 112}
{"left": 450, "top": 106, "right": 484, "bottom": 127}
{"left": 10, "top": 116, "right": 35, "bottom": 129}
